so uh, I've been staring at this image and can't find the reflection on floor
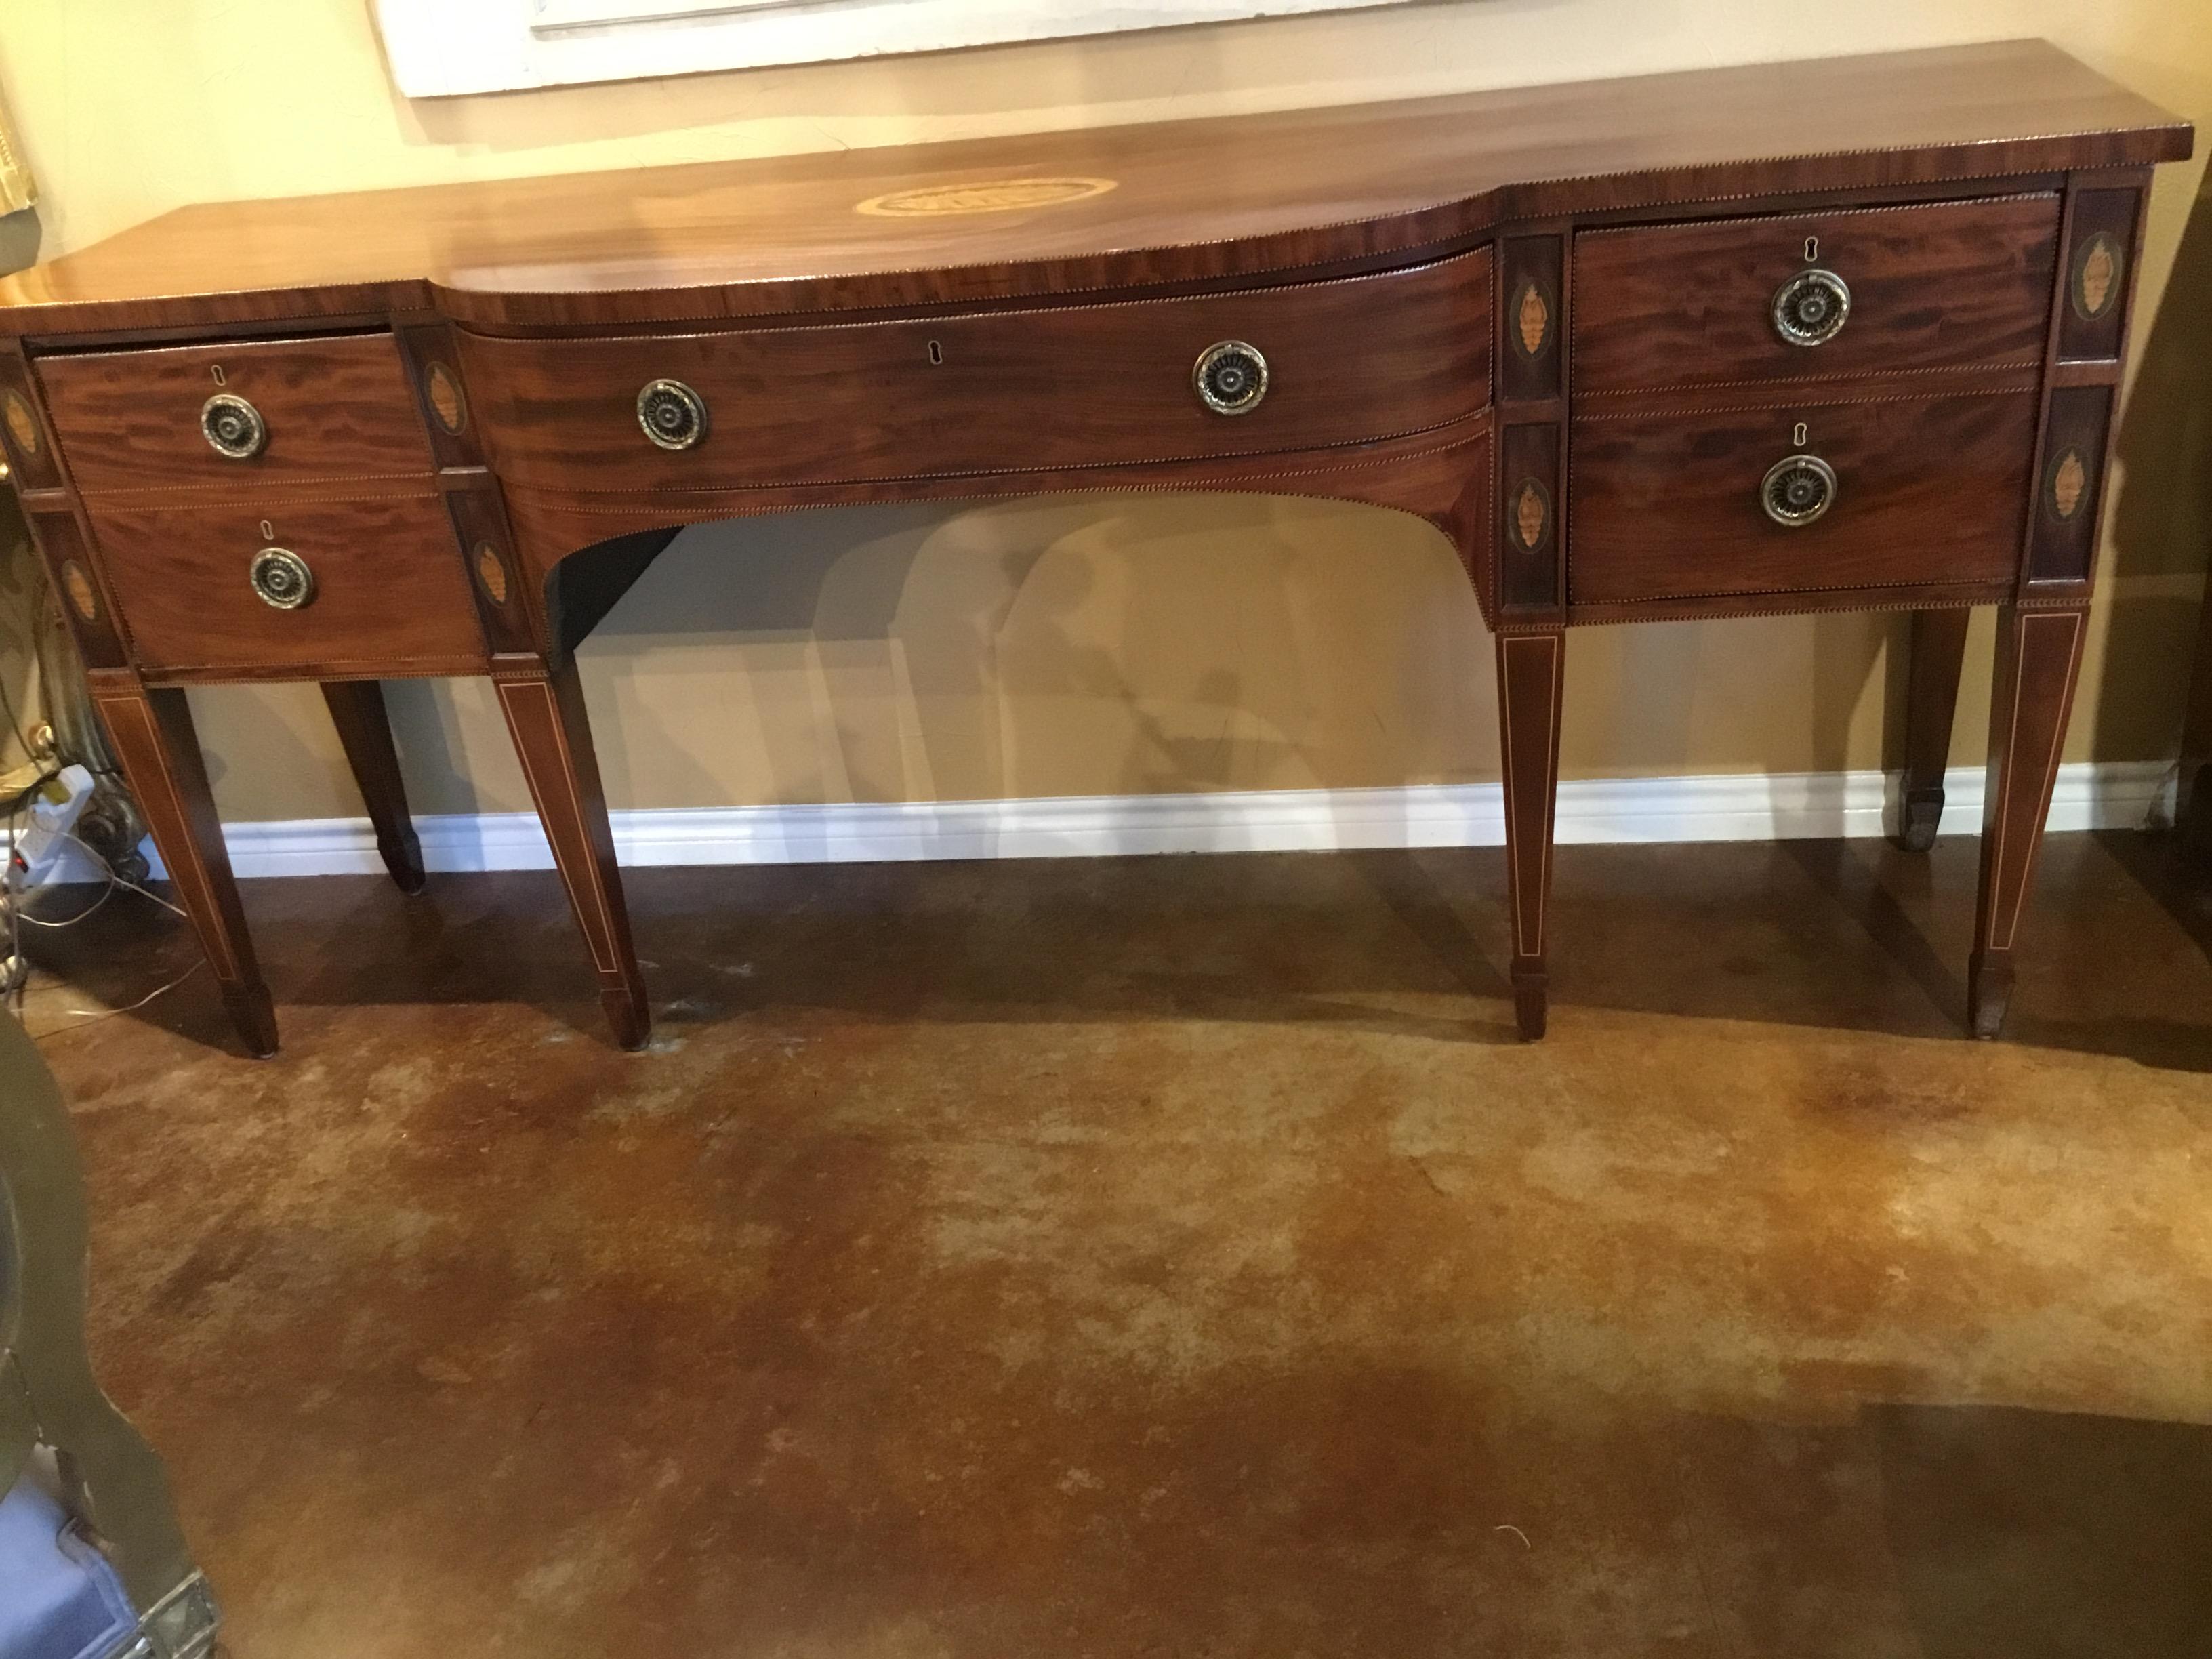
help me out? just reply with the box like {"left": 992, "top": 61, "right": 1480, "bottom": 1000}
{"left": 24, "top": 830, "right": 2212, "bottom": 1658}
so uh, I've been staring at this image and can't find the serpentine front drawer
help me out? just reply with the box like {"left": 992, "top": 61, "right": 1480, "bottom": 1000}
{"left": 87, "top": 493, "right": 489, "bottom": 681}
{"left": 1571, "top": 195, "right": 2062, "bottom": 394}
{"left": 35, "top": 332, "right": 436, "bottom": 497}
{"left": 455, "top": 249, "right": 1493, "bottom": 493}
{"left": 1568, "top": 388, "right": 2039, "bottom": 605}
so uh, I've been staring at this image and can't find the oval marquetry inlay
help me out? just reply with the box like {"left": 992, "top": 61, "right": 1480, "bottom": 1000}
{"left": 2072, "top": 232, "right": 2123, "bottom": 322}
{"left": 1512, "top": 479, "right": 1551, "bottom": 553}
{"left": 60, "top": 560, "right": 97, "bottom": 623}
{"left": 1513, "top": 281, "right": 1552, "bottom": 359}
{"left": 474, "top": 541, "right": 510, "bottom": 606}
{"left": 426, "top": 361, "right": 468, "bottom": 434}
{"left": 4, "top": 390, "right": 39, "bottom": 457}
{"left": 2049, "top": 448, "right": 2089, "bottom": 521}
{"left": 856, "top": 177, "right": 1118, "bottom": 218}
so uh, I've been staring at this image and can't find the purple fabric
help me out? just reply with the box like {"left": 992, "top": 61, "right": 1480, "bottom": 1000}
{"left": 0, "top": 1479, "right": 136, "bottom": 1659}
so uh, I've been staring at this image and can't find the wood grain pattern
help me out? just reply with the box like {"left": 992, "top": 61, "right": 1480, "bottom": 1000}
{"left": 457, "top": 251, "right": 1490, "bottom": 493}
{"left": 1896, "top": 607, "right": 1972, "bottom": 851}
{"left": 91, "top": 676, "right": 278, "bottom": 1057}
{"left": 0, "top": 43, "right": 2184, "bottom": 337}
{"left": 1496, "top": 629, "right": 1565, "bottom": 1041}
{"left": 494, "top": 417, "right": 1496, "bottom": 594}
{"left": 1568, "top": 388, "right": 2039, "bottom": 605}
{"left": 36, "top": 333, "right": 434, "bottom": 497}
{"left": 89, "top": 493, "right": 489, "bottom": 680}
{"left": 1969, "top": 604, "right": 2089, "bottom": 1037}
{"left": 321, "top": 680, "right": 428, "bottom": 895}
{"left": 1572, "top": 194, "right": 2060, "bottom": 393}
{"left": 493, "top": 663, "right": 652, "bottom": 1050}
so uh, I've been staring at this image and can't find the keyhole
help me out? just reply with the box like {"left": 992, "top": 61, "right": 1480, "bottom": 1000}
{"left": 211, "top": 364, "right": 227, "bottom": 386}
{"left": 260, "top": 519, "right": 275, "bottom": 540}
{"left": 1804, "top": 237, "right": 1820, "bottom": 264}
{"left": 927, "top": 340, "right": 944, "bottom": 366}
{"left": 1793, "top": 422, "right": 1809, "bottom": 447}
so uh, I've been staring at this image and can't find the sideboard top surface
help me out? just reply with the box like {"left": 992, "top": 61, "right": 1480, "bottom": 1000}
{"left": 0, "top": 38, "right": 2188, "bottom": 336}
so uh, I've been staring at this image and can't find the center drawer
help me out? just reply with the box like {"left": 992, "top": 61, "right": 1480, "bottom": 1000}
{"left": 1572, "top": 195, "right": 2061, "bottom": 394}
{"left": 455, "top": 249, "right": 1492, "bottom": 493}
{"left": 1568, "top": 389, "right": 2038, "bottom": 606}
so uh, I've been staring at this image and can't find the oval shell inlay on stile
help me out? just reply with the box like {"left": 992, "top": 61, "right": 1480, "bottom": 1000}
{"left": 60, "top": 561, "right": 97, "bottom": 622}
{"left": 474, "top": 541, "right": 510, "bottom": 606}
{"left": 2072, "top": 232, "right": 2123, "bottom": 321}
{"left": 1513, "top": 281, "right": 1552, "bottom": 358}
{"left": 4, "top": 391, "right": 39, "bottom": 457}
{"left": 426, "top": 362, "right": 468, "bottom": 434}
{"left": 1512, "top": 479, "right": 1551, "bottom": 552}
{"left": 2049, "top": 448, "right": 2089, "bottom": 520}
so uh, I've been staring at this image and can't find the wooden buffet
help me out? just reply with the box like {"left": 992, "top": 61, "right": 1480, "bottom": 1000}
{"left": 0, "top": 40, "right": 2189, "bottom": 1055}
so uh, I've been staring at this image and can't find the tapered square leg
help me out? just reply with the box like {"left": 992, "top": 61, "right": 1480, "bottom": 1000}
{"left": 493, "top": 662, "right": 651, "bottom": 1050}
{"left": 1968, "top": 605, "right": 2088, "bottom": 1040}
{"left": 321, "top": 680, "right": 426, "bottom": 894}
{"left": 1896, "top": 607, "right": 1971, "bottom": 852}
{"left": 89, "top": 680, "right": 279, "bottom": 1058}
{"left": 1496, "top": 630, "right": 1565, "bottom": 1041}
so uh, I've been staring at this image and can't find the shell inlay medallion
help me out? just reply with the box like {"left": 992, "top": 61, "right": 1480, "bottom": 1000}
{"left": 2073, "top": 233, "right": 2123, "bottom": 322}
{"left": 2049, "top": 448, "right": 2089, "bottom": 521}
{"left": 1513, "top": 479, "right": 1551, "bottom": 553}
{"left": 474, "top": 541, "right": 510, "bottom": 607}
{"left": 60, "top": 561, "right": 97, "bottom": 623}
{"left": 426, "top": 362, "right": 468, "bottom": 434}
{"left": 3, "top": 391, "right": 39, "bottom": 457}
{"left": 1513, "top": 281, "right": 1552, "bottom": 359}
{"left": 856, "top": 177, "right": 1118, "bottom": 218}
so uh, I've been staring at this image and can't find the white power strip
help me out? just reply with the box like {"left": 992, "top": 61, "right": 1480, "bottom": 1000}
{"left": 5, "top": 765, "right": 95, "bottom": 894}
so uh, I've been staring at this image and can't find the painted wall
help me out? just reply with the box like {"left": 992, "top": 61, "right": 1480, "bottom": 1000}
{"left": 0, "top": 0, "right": 2207, "bottom": 824}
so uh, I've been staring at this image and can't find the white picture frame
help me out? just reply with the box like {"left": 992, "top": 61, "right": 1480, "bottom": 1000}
{"left": 374, "top": 0, "right": 1425, "bottom": 98}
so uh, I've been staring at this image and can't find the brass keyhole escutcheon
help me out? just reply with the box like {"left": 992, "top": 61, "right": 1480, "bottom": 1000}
{"left": 249, "top": 546, "right": 315, "bottom": 609}
{"left": 1771, "top": 268, "right": 1851, "bottom": 348}
{"left": 202, "top": 392, "right": 267, "bottom": 459}
{"left": 1762, "top": 454, "right": 1838, "bottom": 527}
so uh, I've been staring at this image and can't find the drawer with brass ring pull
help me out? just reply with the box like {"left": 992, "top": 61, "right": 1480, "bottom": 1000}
{"left": 455, "top": 247, "right": 1490, "bottom": 493}
{"left": 83, "top": 493, "right": 489, "bottom": 680}
{"left": 1572, "top": 194, "right": 2062, "bottom": 395}
{"left": 35, "top": 333, "right": 436, "bottom": 496}
{"left": 1568, "top": 390, "right": 2039, "bottom": 607}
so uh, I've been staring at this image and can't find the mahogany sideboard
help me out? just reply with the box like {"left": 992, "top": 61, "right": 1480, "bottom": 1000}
{"left": 0, "top": 41, "right": 2190, "bottom": 1056}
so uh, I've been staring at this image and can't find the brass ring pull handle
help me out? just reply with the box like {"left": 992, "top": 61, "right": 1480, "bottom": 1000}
{"left": 249, "top": 546, "right": 315, "bottom": 609}
{"left": 1771, "top": 268, "right": 1851, "bottom": 347}
{"left": 201, "top": 392, "right": 268, "bottom": 459}
{"left": 636, "top": 378, "right": 708, "bottom": 451}
{"left": 1193, "top": 341, "right": 1269, "bottom": 416}
{"left": 1761, "top": 453, "right": 1839, "bottom": 527}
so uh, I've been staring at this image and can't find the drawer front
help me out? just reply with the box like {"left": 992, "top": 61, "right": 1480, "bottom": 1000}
{"left": 38, "top": 334, "right": 435, "bottom": 496}
{"left": 90, "top": 494, "right": 488, "bottom": 678}
{"left": 1568, "top": 392, "right": 2036, "bottom": 606}
{"left": 459, "top": 249, "right": 1491, "bottom": 493}
{"left": 1572, "top": 197, "right": 2061, "bottom": 394}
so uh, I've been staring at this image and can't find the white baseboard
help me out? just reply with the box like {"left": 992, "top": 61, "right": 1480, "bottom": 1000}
{"left": 192, "top": 761, "right": 2178, "bottom": 880}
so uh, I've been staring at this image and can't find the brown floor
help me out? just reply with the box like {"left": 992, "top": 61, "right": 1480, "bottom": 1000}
{"left": 18, "top": 829, "right": 2212, "bottom": 1658}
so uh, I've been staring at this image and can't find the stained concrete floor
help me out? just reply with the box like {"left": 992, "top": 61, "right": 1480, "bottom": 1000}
{"left": 16, "top": 830, "right": 2212, "bottom": 1658}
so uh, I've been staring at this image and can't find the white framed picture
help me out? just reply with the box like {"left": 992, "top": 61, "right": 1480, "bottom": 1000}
{"left": 374, "top": 0, "right": 1427, "bottom": 98}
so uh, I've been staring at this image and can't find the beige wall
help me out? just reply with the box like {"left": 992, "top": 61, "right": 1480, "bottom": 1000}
{"left": 2, "top": 0, "right": 2209, "bottom": 822}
